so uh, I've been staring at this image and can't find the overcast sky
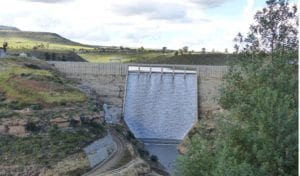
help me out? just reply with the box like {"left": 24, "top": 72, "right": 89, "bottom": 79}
{"left": 0, "top": 0, "right": 293, "bottom": 51}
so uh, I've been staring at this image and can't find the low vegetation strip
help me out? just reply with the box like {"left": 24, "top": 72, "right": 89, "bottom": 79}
{"left": 0, "top": 126, "right": 102, "bottom": 166}
{"left": 0, "top": 57, "right": 108, "bottom": 175}
{"left": 81, "top": 53, "right": 235, "bottom": 65}
{"left": 0, "top": 57, "right": 86, "bottom": 107}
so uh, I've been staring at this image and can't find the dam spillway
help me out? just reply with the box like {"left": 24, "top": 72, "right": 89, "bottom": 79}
{"left": 48, "top": 62, "right": 227, "bottom": 173}
{"left": 123, "top": 67, "right": 198, "bottom": 142}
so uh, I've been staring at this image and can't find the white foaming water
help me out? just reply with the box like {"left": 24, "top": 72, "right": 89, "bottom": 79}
{"left": 124, "top": 71, "right": 197, "bottom": 173}
{"left": 124, "top": 72, "right": 197, "bottom": 140}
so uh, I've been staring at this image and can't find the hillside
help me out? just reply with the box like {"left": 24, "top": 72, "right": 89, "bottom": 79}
{"left": 0, "top": 57, "right": 106, "bottom": 175}
{"left": 128, "top": 53, "right": 236, "bottom": 65}
{"left": 82, "top": 52, "right": 236, "bottom": 65}
{"left": 0, "top": 31, "right": 82, "bottom": 46}
{"left": 0, "top": 26, "right": 233, "bottom": 65}
{"left": 0, "top": 25, "right": 20, "bottom": 31}
{"left": 0, "top": 30, "right": 94, "bottom": 51}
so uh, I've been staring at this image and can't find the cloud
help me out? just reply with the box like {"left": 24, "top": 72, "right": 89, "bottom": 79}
{"left": 190, "top": 0, "right": 233, "bottom": 9}
{"left": 113, "top": 1, "right": 190, "bottom": 21}
{"left": 0, "top": 0, "right": 265, "bottom": 51}
{"left": 22, "top": 0, "right": 74, "bottom": 3}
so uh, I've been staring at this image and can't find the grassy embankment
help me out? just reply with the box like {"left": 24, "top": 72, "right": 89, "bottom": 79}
{"left": 0, "top": 31, "right": 93, "bottom": 52}
{"left": 81, "top": 52, "right": 236, "bottom": 65}
{"left": 0, "top": 30, "right": 235, "bottom": 65}
{"left": 0, "top": 58, "right": 105, "bottom": 168}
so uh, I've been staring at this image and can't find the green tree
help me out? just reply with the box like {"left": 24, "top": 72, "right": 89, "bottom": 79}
{"left": 174, "top": 51, "right": 179, "bottom": 56}
{"left": 3, "top": 42, "right": 8, "bottom": 52}
{"left": 176, "top": 1, "right": 298, "bottom": 175}
{"left": 162, "top": 46, "right": 167, "bottom": 53}
{"left": 234, "top": 0, "right": 298, "bottom": 60}
{"left": 183, "top": 46, "right": 188, "bottom": 53}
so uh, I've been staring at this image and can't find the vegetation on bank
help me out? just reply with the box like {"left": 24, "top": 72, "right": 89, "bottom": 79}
{"left": 80, "top": 52, "right": 234, "bottom": 65}
{"left": 0, "top": 124, "right": 105, "bottom": 166}
{"left": 0, "top": 58, "right": 86, "bottom": 107}
{"left": 176, "top": 1, "right": 298, "bottom": 175}
{"left": 1, "top": 29, "right": 234, "bottom": 65}
{"left": 0, "top": 31, "right": 93, "bottom": 51}
{"left": 0, "top": 58, "right": 106, "bottom": 173}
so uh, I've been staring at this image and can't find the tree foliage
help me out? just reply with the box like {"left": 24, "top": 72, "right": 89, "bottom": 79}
{"left": 176, "top": 1, "right": 298, "bottom": 175}
{"left": 234, "top": 0, "right": 298, "bottom": 59}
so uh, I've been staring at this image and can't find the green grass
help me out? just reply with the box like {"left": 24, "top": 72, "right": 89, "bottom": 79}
{"left": 0, "top": 125, "right": 105, "bottom": 166}
{"left": 0, "top": 31, "right": 234, "bottom": 65}
{"left": 79, "top": 53, "right": 131, "bottom": 63}
{"left": 130, "top": 53, "right": 236, "bottom": 65}
{"left": 80, "top": 52, "right": 234, "bottom": 65}
{"left": 80, "top": 53, "right": 173, "bottom": 63}
{"left": 0, "top": 31, "right": 94, "bottom": 52}
{"left": 0, "top": 58, "right": 86, "bottom": 106}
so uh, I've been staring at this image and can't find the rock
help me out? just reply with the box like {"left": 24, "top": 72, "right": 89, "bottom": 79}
{"left": 0, "top": 125, "right": 8, "bottom": 133}
{"left": 127, "top": 144, "right": 135, "bottom": 157}
{"left": 17, "top": 119, "right": 28, "bottom": 126}
{"left": 71, "top": 115, "right": 81, "bottom": 126}
{"left": 178, "top": 143, "right": 188, "bottom": 155}
{"left": 99, "top": 111, "right": 104, "bottom": 117}
{"left": 2, "top": 119, "right": 28, "bottom": 126}
{"left": 73, "top": 115, "right": 81, "bottom": 122}
{"left": 50, "top": 118, "right": 70, "bottom": 128}
{"left": 8, "top": 125, "right": 26, "bottom": 137}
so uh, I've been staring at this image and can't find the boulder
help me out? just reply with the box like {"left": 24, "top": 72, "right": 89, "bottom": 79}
{"left": 0, "top": 125, "right": 8, "bottom": 133}
{"left": 50, "top": 118, "right": 70, "bottom": 128}
{"left": 2, "top": 119, "right": 28, "bottom": 126}
{"left": 8, "top": 126, "right": 26, "bottom": 137}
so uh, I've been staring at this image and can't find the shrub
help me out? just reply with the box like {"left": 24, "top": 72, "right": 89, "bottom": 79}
{"left": 26, "top": 122, "right": 41, "bottom": 132}
{"left": 7, "top": 101, "right": 24, "bottom": 110}
{"left": 0, "top": 110, "right": 16, "bottom": 118}
{"left": 126, "top": 130, "right": 135, "bottom": 140}
{"left": 150, "top": 155, "right": 158, "bottom": 162}
{"left": 20, "top": 73, "right": 31, "bottom": 77}
{"left": 30, "top": 104, "right": 42, "bottom": 110}
{"left": 138, "top": 148, "right": 149, "bottom": 157}
{"left": 24, "top": 64, "right": 41, "bottom": 70}
{"left": 0, "top": 92, "right": 5, "bottom": 102}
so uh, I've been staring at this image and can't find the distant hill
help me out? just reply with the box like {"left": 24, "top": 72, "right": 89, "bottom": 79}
{"left": 0, "top": 25, "right": 21, "bottom": 31}
{"left": 0, "top": 31, "right": 90, "bottom": 47}
{"left": 0, "top": 27, "right": 91, "bottom": 62}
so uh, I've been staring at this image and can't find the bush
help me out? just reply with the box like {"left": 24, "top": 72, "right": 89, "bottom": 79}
{"left": 26, "top": 122, "right": 41, "bottom": 132}
{"left": 0, "top": 92, "right": 5, "bottom": 102}
{"left": 7, "top": 101, "right": 24, "bottom": 110}
{"left": 30, "top": 104, "right": 42, "bottom": 110}
{"left": 24, "top": 63, "right": 41, "bottom": 70}
{"left": 60, "top": 101, "right": 67, "bottom": 106}
{"left": 138, "top": 148, "right": 149, "bottom": 157}
{"left": 150, "top": 155, "right": 158, "bottom": 162}
{"left": 0, "top": 110, "right": 16, "bottom": 118}
{"left": 126, "top": 130, "right": 135, "bottom": 140}
{"left": 20, "top": 73, "right": 31, "bottom": 77}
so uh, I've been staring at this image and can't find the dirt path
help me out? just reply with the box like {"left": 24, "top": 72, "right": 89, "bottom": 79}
{"left": 83, "top": 128, "right": 126, "bottom": 176}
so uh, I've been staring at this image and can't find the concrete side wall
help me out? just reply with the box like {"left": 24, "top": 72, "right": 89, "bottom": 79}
{"left": 49, "top": 62, "right": 227, "bottom": 114}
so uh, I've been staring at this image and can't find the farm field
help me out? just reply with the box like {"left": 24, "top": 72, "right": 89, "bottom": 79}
{"left": 80, "top": 52, "right": 235, "bottom": 65}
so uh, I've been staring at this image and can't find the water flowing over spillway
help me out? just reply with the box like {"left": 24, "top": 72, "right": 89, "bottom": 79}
{"left": 124, "top": 70, "right": 197, "bottom": 141}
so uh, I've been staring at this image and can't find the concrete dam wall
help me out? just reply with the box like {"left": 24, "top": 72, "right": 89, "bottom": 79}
{"left": 49, "top": 62, "right": 228, "bottom": 114}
